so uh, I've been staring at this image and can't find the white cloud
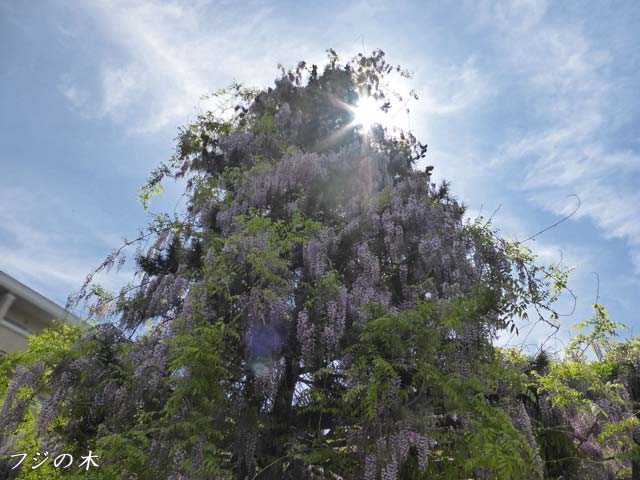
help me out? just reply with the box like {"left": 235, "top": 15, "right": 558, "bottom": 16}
{"left": 416, "top": 57, "right": 490, "bottom": 115}
{"left": 60, "top": 0, "right": 318, "bottom": 133}
{"left": 0, "top": 187, "right": 134, "bottom": 309}
{"left": 101, "top": 64, "right": 144, "bottom": 116}
{"left": 476, "top": 0, "right": 640, "bottom": 271}
{"left": 60, "top": 0, "right": 494, "bottom": 135}
{"left": 59, "top": 74, "right": 89, "bottom": 109}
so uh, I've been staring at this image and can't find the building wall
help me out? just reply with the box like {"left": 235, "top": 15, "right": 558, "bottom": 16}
{"left": 0, "top": 271, "right": 84, "bottom": 355}
{"left": 0, "top": 324, "right": 29, "bottom": 355}
{"left": 0, "top": 306, "right": 49, "bottom": 354}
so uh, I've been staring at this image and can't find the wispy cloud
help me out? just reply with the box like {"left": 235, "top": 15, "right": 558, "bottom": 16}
{"left": 417, "top": 57, "right": 490, "bottom": 115}
{"left": 101, "top": 64, "right": 144, "bottom": 117}
{"left": 476, "top": 0, "right": 640, "bottom": 270}
{"left": 0, "top": 187, "right": 133, "bottom": 309}
{"left": 58, "top": 0, "right": 494, "bottom": 135}
{"left": 59, "top": 73, "right": 89, "bottom": 110}
{"left": 59, "top": 0, "right": 309, "bottom": 133}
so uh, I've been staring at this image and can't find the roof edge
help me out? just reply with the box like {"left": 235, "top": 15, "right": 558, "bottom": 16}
{"left": 0, "top": 271, "right": 85, "bottom": 327}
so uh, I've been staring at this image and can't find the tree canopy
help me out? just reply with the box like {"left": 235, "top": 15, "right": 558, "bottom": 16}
{"left": 2, "top": 49, "right": 640, "bottom": 480}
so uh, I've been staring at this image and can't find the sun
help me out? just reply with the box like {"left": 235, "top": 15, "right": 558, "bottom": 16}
{"left": 352, "top": 96, "right": 386, "bottom": 130}
{"left": 321, "top": 80, "right": 411, "bottom": 149}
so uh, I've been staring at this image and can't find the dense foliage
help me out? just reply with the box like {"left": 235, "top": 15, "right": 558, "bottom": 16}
{"left": 2, "top": 50, "right": 640, "bottom": 479}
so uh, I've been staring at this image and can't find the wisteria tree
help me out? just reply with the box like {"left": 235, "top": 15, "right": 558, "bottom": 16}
{"left": 2, "top": 50, "right": 636, "bottom": 480}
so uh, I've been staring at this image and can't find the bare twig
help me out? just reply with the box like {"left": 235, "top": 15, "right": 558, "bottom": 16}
{"left": 522, "top": 194, "right": 581, "bottom": 243}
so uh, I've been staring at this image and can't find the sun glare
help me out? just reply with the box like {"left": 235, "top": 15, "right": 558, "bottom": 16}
{"left": 352, "top": 96, "right": 385, "bottom": 130}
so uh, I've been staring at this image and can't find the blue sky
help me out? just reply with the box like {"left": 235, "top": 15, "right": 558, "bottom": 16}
{"left": 1, "top": 0, "right": 639, "bottom": 351}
